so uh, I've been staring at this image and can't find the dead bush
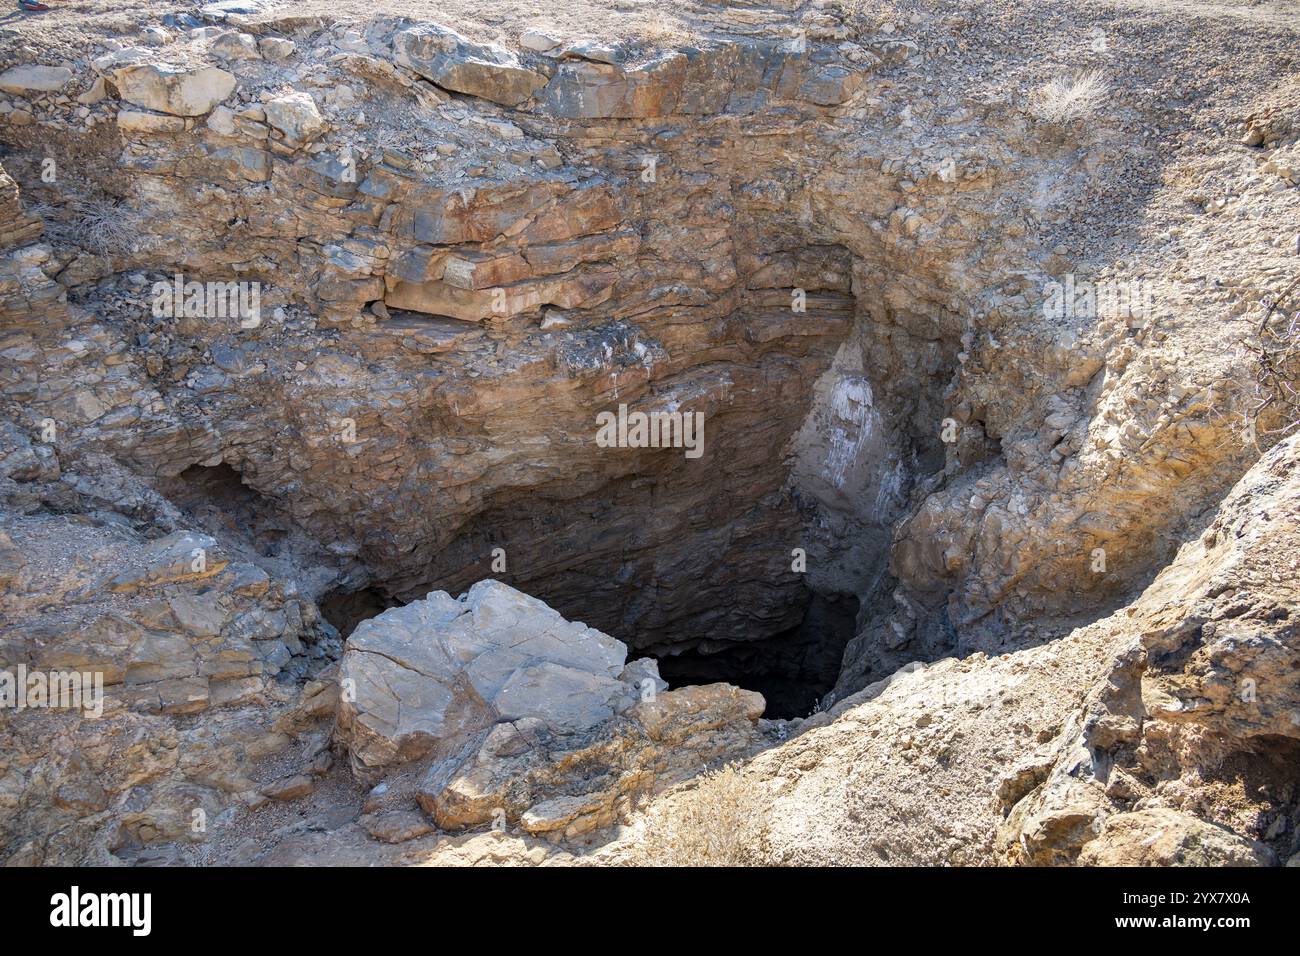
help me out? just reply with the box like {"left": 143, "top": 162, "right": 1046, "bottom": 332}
{"left": 29, "top": 194, "right": 150, "bottom": 257}
{"left": 1029, "top": 69, "right": 1109, "bottom": 125}
{"left": 1246, "top": 276, "right": 1300, "bottom": 438}
{"left": 632, "top": 763, "right": 769, "bottom": 867}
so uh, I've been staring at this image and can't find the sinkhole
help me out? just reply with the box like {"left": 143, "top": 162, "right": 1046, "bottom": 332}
{"left": 167, "top": 425, "right": 878, "bottom": 720}
{"left": 168, "top": 462, "right": 877, "bottom": 719}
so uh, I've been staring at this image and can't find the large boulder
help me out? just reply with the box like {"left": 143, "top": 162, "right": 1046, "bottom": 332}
{"left": 107, "top": 62, "right": 236, "bottom": 116}
{"left": 391, "top": 24, "right": 546, "bottom": 107}
{"left": 1078, "top": 809, "right": 1276, "bottom": 867}
{"left": 0, "top": 65, "right": 74, "bottom": 96}
{"left": 335, "top": 580, "right": 638, "bottom": 778}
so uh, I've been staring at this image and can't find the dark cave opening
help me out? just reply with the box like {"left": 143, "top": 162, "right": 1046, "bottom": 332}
{"left": 163, "top": 461, "right": 254, "bottom": 510}
{"left": 318, "top": 586, "right": 397, "bottom": 639}
{"left": 652, "top": 592, "right": 861, "bottom": 719}
{"left": 166, "top": 465, "right": 869, "bottom": 717}
{"left": 161, "top": 462, "right": 291, "bottom": 558}
{"left": 316, "top": 573, "right": 861, "bottom": 719}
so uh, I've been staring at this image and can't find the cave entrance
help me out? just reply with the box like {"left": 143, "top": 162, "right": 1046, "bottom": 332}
{"left": 160, "top": 462, "right": 292, "bottom": 558}
{"left": 319, "top": 586, "right": 396, "bottom": 639}
{"left": 317, "top": 575, "right": 860, "bottom": 720}
{"left": 652, "top": 592, "right": 860, "bottom": 719}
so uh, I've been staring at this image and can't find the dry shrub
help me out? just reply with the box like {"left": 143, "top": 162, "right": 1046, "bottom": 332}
{"left": 632, "top": 763, "right": 769, "bottom": 867}
{"left": 1029, "top": 69, "right": 1109, "bottom": 125}
{"left": 29, "top": 194, "right": 149, "bottom": 256}
{"left": 1246, "top": 277, "right": 1300, "bottom": 437}
{"left": 640, "top": 11, "right": 693, "bottom": 48}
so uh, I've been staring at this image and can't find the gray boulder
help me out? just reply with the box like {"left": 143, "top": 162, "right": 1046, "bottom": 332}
{"left": 107, "top": 62, "right": 236, "bottom": 116}
{"left": 391, "top": 24, "right": 546, "bottom": 107}
{"left": 0, "top": 65, "right": 75, "bottom": 96}
{"left": 336, "top": 580, "right": 633, "bottom": 778}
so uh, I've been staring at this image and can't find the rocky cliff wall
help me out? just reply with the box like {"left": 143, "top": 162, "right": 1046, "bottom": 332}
{"left": 0, "top": 0, "right": 1295, "bottom": 865}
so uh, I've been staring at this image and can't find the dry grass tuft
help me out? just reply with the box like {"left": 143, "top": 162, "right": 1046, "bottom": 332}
{"left": 29, "top": 194, "right": 149, "bottom": 257}
{"left": 632, "top": 763, "right": 769, "bottom": 867}
{"left": 640, "top": 11, "right": 693, "bottom": 48}
{"left": 1029, "top": 69, "right": 1109, "bottom": 125}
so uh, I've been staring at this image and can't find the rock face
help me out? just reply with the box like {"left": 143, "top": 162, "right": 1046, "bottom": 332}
{"left": 336, "top": 580, "right": 636, "bottom": 778}
{"left": 335, "top": 582, "right": 767, "bottom": 842}
{"left": 0, "top": 14, "right": 885, "bottom": 659}
{"left": 417, "top": 683, "right": 765, "bottom": 836}
{"left": 0, "top": 1, "right": 1295, "bottom": 868}
{"left": 0, "top": 496, "right": 340, "bottom": 863}
{"left": 1076, "top": 809, "right": 1275, "bottom": 867}
{"left": 595, "top": 436, "right": 1299, "bottom": 868}
{"left": 998, "top": 433, "right": 1300, "bottom": 867}
{"left": 0, "top": 7, "right": 1262, "bottom": 688}
{"left": 391, "top": 23, "right": 547, "bottom": 106}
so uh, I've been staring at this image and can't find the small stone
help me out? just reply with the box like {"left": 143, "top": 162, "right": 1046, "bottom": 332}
{"left": 335, "top": 30, "right": 370, "bottom": 55}
{"left": 264, "top": 90, "right": 326, "bottom": 144}
{"left": 520, "top": 794, "right": 604, "bottom": 834}
{"left": 117, "top": 109, "right": 187, "bottom": 134}
{"left": 206, "top": 104, "right": 238, "bottom": 135}
{"left": 362, "top": 810, "right": 436, "bottom": 844}
{"left": 561, "top": 39, "right": 623, "bottom": 65}
{"left": 211, "top": 31, "right": 261, "bottom": 61}
{"left": 261, "top": 774, "right": 315, "bottom": 801}
{"left": 258, "top": 37, "right": 295, "bottom": 61}
{"left": 520, "top": 29, "right": 560, "bottom": 53}
{"left": 77, "top": 77, "right": 107, "bottom": 104}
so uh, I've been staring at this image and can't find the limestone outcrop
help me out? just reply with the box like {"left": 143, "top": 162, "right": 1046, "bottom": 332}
{"left": 997, "top": 433, "right": 1300, "bottom": 867}
{"left": 392, "top": 23, "right": 547, "bottom": 107}
{"left": 417, "top": 682, "right": 765, "bottom": 837}
{"left": 617, "top": 433, "right": 1294, "bottom": 867}
{"left": 0, "top": 492, "right": 339, "bottom": 864}
{"left": 331, "top": 579, "right": 766, "bottom": 840}
{"left": 336, "top": 580, "right": 638, "bottom": 777}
